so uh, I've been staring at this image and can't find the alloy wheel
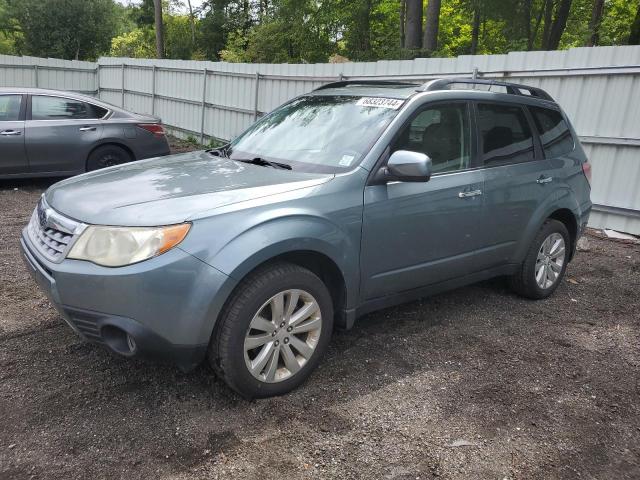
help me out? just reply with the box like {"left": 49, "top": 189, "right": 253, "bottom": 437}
{"left": 535, "top": 233, "right": 566, "bottom": 289}
{"left": 243, "top": 289, "right": 322, "bottom": 383}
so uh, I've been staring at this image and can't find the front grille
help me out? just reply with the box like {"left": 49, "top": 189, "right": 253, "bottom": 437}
{"left": 26, "top": 197, "right": 83, "bottom": 263}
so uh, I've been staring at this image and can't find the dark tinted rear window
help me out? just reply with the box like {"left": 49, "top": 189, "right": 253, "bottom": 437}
{"left": 529, "top": 106, "right": 574, "bottom": 158}
{"left": 32, "top": 96, "right": 107, "bottom": 120}
{"left": 0, "top": 95, "right": 21, "bottom": 122}
{"left": 477, "top": 103, "right": 535, "bottom": 166}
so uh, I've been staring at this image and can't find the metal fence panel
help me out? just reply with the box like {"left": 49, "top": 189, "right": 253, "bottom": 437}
{"left": 1, "top": 47, "right": 639, "bottom": 234}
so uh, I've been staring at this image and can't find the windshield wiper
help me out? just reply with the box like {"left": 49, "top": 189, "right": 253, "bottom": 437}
{"left": 206, "top": 144, "right": 231, "bottom": 158}
{"left": 235, "top": 157, "right": 292, "bottom": 170}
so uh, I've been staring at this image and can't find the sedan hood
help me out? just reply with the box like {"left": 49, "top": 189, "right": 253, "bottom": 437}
{"left": 45, "top": 151, "right": 333, "bottom": 226}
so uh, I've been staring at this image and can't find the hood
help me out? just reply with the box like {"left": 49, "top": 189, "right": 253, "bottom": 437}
{"left": 45, "top": 151, "right": 333, "bottom": 226}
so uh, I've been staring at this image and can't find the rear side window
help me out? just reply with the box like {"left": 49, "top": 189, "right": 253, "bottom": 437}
{"left": 31, "top": 96, "right": 106, "bottom": 120}
{"left": 0, "top": 95, "right": 22, "bottom": 122}
{"left": 477, "top": 103, "right": 535, "bottom": 166}
{"left": 529, "top": 106, "right": 574, "bottom": 158}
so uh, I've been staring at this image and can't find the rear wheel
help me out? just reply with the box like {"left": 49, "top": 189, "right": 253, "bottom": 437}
{"left": 87, "top": 145, "right": 132, "bottom": 171}
{"left": 509, "top": 219, "right": 570, "bottom": 299}
{"left": 208, "top": 262, "right": 333, "bottom": 398}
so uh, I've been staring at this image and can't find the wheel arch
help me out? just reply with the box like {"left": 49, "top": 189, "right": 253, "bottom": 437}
{"left": 86, "top": 141, "right": 135, "bottom": 171}
{"left": 512, "top": 190, "right": 581, "bottom": 264}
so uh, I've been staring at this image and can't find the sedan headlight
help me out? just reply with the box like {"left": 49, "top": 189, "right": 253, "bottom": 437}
{"left": 68, "top": 223, "right": 191, "bottom": 267}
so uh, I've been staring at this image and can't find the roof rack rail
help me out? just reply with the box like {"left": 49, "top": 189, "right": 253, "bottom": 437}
{"left": 419, "top": 77, "right": 555, "bottom": 102}
{"left": 315, "top": 80, "right": 420, "bottom": 91}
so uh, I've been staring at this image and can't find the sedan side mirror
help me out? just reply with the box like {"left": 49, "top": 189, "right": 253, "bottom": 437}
{"left": 383, "top": 150, "right": 432, "bottom": 183}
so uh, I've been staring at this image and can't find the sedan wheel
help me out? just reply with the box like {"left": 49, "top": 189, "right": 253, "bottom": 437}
{"left": 244, "top": 289, "right": 322, "bottom": 383}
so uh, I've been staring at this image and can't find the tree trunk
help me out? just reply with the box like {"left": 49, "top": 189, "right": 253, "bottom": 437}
{"left": 542, "top": 0, "right": 554, "bottom": 49}
{"left": 423, "top": 0, "right": 442, "bottom": 52}
{"left": 523, "top": 0, "right": 532, "bottom": 50}
{"left": 400, "top": 0, "right": 406, "bottom": 49}
{"left": 405, "top": 0, "right": 422, "bottom": 49}
{"left": 547, "top": 0, "right": 572, "bottom": 50}
{"left": 470, "top": 3, "right": 481, "bottom": 54}
{"left": 587, "top": 0, "right": 605, "bottom": 46}
{"left": 153, "top": 0, "right": 164, "bottom": 58}
{"left": 187, "top": 0, "right": 196, "bottom": 45}
{"left": 629, "top": 1, "right": 640, "bottom": 45}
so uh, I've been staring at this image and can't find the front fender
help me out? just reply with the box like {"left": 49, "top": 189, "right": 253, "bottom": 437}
{"left": 182, "top": 211, "right": 361, "bottom": 310}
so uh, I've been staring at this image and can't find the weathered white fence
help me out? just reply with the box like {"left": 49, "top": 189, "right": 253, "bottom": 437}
{"left": 1, "top": 47, "right": 639, "bottom": 234}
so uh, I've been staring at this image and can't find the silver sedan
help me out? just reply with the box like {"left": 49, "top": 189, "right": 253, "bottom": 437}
{"left": 0, "top": 87, "right": 170, "bottom": 178}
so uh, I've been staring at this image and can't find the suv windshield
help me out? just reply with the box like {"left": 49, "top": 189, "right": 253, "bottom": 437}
{"left": 226, "top": 95, "right": 403, "bottom": 173}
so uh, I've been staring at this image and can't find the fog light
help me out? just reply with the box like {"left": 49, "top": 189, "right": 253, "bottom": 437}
{"left": 127, "top": 334, "right": 137, "bottom": 353}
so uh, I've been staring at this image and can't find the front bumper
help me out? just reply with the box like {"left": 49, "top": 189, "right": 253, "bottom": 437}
{"left": 21, "top": 231, "right": 234, "bottom": 371}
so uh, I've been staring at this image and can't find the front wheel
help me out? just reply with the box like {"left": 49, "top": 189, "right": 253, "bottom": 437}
{"left": 208, "top": 262, "right": 333, "bottom": 399}
{"left": 509, "top": 219, "right": 570, "bottom": 299}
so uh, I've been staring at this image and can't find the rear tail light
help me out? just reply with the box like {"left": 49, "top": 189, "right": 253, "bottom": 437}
{"left": 582, "top": 161, "right": 592, "bottom": 186}
{"left": 138, "top": 123, "right": 166, "bottom": 138}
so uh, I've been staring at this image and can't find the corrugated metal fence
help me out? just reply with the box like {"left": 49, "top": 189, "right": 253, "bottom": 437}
{"left": 1, "top": 47, "right": 639, "bottom": 234}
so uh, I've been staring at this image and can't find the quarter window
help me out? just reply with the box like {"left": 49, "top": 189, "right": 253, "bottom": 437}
{"left": 529, "top": 106, "right": 574, "bottom": 158}
{"left": 393, "top": 103, "right": 471, "bottom": 174}
{"left": 0, "top": 95, "right": 22, "bottom": 122}
{"left": 477, "top": 103, "right": 535, "bottom": 166}
{"left": 31, "top": 96, "right": 107, "bottom": 120}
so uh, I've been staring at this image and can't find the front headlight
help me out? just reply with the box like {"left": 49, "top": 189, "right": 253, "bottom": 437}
{"left": 68, "top": 223, "right": 191, "bottom": 267}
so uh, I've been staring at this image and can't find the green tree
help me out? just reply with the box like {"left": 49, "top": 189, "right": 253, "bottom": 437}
{"left": 7, "top": 0, "right": 117, "bottom": 60}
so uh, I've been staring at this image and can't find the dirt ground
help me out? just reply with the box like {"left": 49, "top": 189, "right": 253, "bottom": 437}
{"left": 1, "top": 140, "right": 639, "bottom": 479}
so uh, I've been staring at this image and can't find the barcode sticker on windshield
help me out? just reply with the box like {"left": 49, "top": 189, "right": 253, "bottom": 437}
{"left": 356, "top": 97, "right": 404, "bottom": 110}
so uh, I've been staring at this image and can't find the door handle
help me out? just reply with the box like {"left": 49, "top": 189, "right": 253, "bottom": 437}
{"left": 0, "top": 130, "right": 21, "bottom": 136}
{"left": 458, "top": 189, "right": 483, "bottom": 198}
{"left": 79, "top": 126, "right": 96, "bottom": 132}
{"left": 536, "top": 176, "right": 553, "bottom": 184}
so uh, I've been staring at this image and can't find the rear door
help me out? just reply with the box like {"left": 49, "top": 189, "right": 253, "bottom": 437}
{"left": 25, "top": 94, "right": 105, "bottom": 174}
{"left": 476, "top": 101, "right": 553, "bottom": 268}
{"left": 0, "top": 94, "right": 27, "bottom": 175}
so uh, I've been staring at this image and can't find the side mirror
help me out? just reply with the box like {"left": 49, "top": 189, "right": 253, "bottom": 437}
{"left": 383, "top": 150, "right": 432, "bottom": 183}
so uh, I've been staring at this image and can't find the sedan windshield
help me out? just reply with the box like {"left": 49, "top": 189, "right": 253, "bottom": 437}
{"left": 227, "top": 95, "right": 403, "bottom": 173}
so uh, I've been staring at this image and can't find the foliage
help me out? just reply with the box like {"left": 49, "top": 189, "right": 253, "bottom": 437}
{"left": 6, "top": 0, "right": 117, "bottom": 60}
{"left": 1, "top": 0, "right": 639, "bottom": 62}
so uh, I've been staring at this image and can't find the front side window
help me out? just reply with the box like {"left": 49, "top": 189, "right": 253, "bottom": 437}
{"left": 0, "top": 95, "right": 22, "bottom": 122}
{"left": 31, "top": 96, "right": 106, "bottom": 120}
{"left": 228, "top": 95, "right": 402, "bottom": 173}
{"left": 529, "top": 106, "right": 574, "bottom": 158}
{"left": 393, "top": 103, "right": 471, "bottom": 174}
{"left": 477, "top": 103, "right": 535, "bottom": 166}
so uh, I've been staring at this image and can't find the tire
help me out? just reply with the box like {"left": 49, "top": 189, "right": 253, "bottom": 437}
{"left": 208, "top": 262, "right": 334, "bottom": 399}
{"left": 509, "top": 219, "right": 571, "bottom": 300}
{"left": 86, "top": 145, "right": 132, "bottom": 171}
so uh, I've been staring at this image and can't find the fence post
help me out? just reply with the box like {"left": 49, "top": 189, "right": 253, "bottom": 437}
{"left": 472, "top": 67, "right": 479, "bottom": 79}
{"left": 121, "top": 63, "right": 125, "bottom": 108}
{"left": 96, "top": 64, "right": 100, "bottom": 98}
{"left": 200, "top": 67, "right": 207, "bottom": 145}
{"left": 151, "top": 65, "right": 156, "bottom": 116}
{"left": 33, "top": 65, "right": 38, "bottom": 87}
{"left": 253, "top": 71, "right": 260, "bottom": 120}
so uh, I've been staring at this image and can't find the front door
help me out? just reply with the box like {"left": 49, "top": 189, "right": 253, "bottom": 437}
{"left": 360, "top": 101, "right": 486, "bottom": 301}
{"left": 0, "top": 94, "right": 27, "bottom": 175}
{"left": 26, "top": 94, "right": 103, "bottom": 174}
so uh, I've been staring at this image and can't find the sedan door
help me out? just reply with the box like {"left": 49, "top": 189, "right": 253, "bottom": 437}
{"left": 0, "top": 94, "right": 28, "bottom": 175}
{"left": 25, "top": 94, "right": 104, "bottom": 174}
{"left": 360, "top": 101, "right": 486, "bottom": 301}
